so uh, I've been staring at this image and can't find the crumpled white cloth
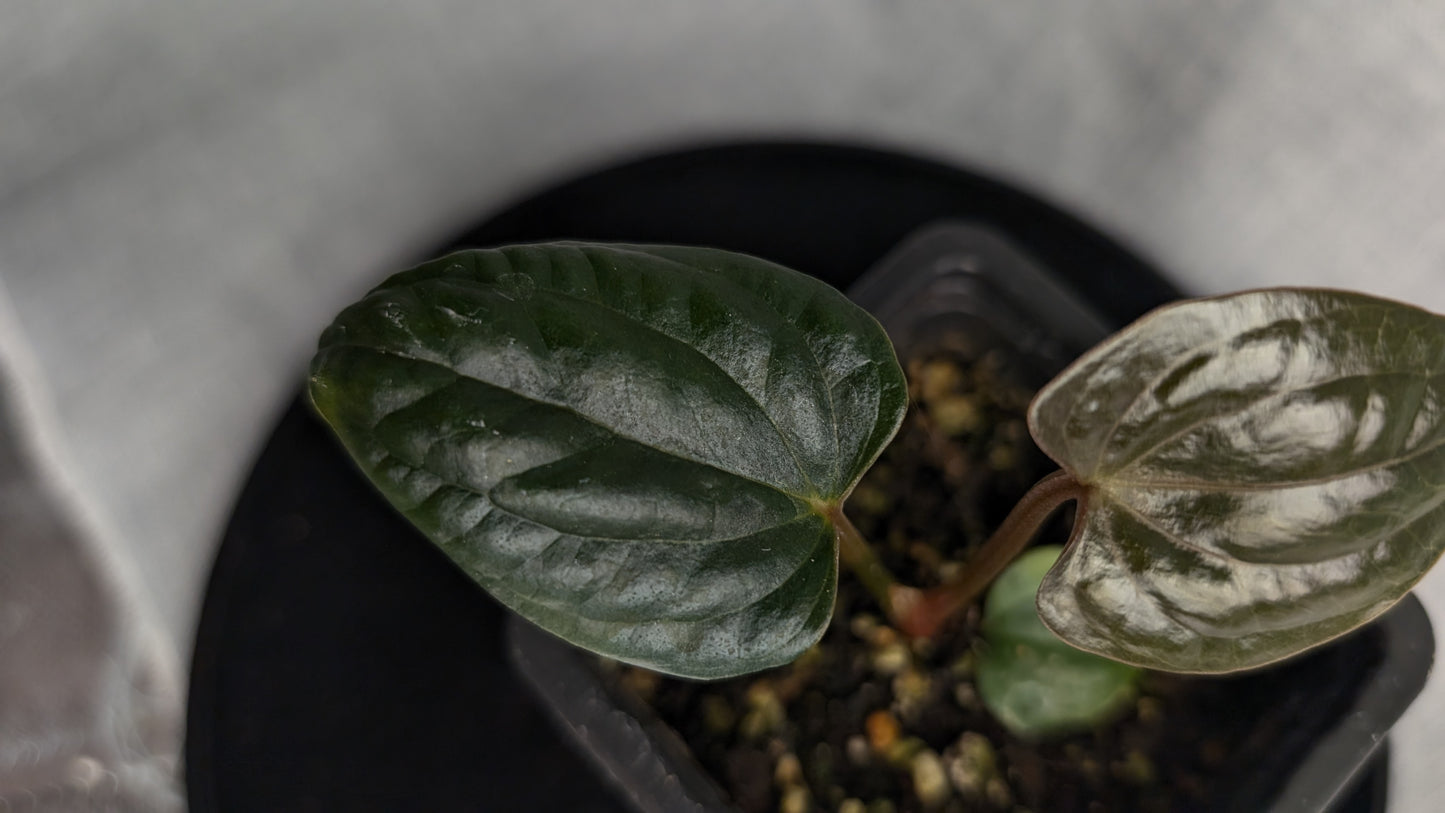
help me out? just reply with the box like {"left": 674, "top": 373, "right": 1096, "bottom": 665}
{"left": 3, "top": 2, "right": 1444, "bottom": 809}
{"left": 0, "top": 293, "right": 180, "bottom": 811}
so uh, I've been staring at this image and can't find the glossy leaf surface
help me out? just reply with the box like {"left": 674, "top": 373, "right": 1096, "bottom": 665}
{"left": 1030, "top": 289, "right": 1445, "bottom": 672}
{"left": 977, "top": 546, "right": 1140, "bottom": 739}
{"left": 309, "top": 243, "right": 907, "bottom": 678}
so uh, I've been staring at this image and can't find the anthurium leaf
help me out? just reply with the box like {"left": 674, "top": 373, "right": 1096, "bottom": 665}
{"left": 977, "top": 546, "right": 1140, "bottom": 739}
{"left": 1030, "top": 289, "right": 1445, "bottom": 672}
{"left": 308, "top": 243, "right": 907, "bottom": 679}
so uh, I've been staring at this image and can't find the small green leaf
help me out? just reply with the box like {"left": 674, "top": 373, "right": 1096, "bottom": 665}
{"left": 309, "top": 243, "right": 907, "bottom": 679}
{"left": 1030, "top": 289, "right": 1445, "bottom": 672}
{"left": 977, "top": 546, "right": 1140, "bottom": 739}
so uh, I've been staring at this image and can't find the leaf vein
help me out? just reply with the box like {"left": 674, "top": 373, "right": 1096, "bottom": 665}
{"left": 1111, "top": 367, "right": 1445, "bottom": 481}
{"left": 1099, "top": 495, "right": 1234, "bottom": 565}
{"left": 577, "top": 245, "right": 829, "bottom": 491}
{"left": 332, "top": 342, "right": 811, "bottom": 503}
{"left": 1088, "top": 299, "right": 1367, "bottom": 476}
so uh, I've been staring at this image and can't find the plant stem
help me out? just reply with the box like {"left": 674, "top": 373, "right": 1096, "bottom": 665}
{"left": 890, "top": 469, "right": 1087, "bottom": 639}
{"left": 828, "top": 469, "right": 1086, "bottom": 639}
{"left": 830, "top": 505, "right": 901, "bottom": 619}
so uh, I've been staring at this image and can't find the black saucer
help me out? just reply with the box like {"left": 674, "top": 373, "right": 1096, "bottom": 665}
{"left": 185, "top": 142, "right": 1384, "bottom": 812}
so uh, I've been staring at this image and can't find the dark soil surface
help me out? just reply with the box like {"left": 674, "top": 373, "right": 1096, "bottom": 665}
{"left": 613, "top": 336, "right": 1374, "bottom": 813}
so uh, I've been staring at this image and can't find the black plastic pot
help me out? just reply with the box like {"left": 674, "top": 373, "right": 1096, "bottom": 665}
{"left": 187, "top": 143, "right": 1427, "bottom": 812}
{"left": 508, "top": 222, "right": 1434, "bottom": 813}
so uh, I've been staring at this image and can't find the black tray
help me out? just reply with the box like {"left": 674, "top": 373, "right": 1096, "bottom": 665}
{"left": 185, "top": 143, "right": 1410, "bottom": 812}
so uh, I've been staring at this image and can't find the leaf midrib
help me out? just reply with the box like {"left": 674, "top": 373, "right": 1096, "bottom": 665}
{"left": 370, "top": 449, "right": 828, "bottom": 629}
{"left": 1100, "top": 429, "right": 1445, "bottom": 494}
{"left": 1097, "top": 460, "right": 1445, "bottom": 571}
{"left": 334, "top": 342, "right": 823, "bottom": 524}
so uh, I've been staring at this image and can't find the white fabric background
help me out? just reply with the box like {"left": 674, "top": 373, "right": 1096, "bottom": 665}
{"left": 3, "top": 2, "right": 1443, "bottom": 809}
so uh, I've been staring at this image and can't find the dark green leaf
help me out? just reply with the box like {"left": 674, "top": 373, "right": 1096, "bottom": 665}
{"left": 309, "top": 243, "right": 907, "bottom": 678}
{"left": 1030, "top": 289, "right": 1445, "bottom": 672}
{"left": 977, "top": 546, "right": 1140, "bottom": 739}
